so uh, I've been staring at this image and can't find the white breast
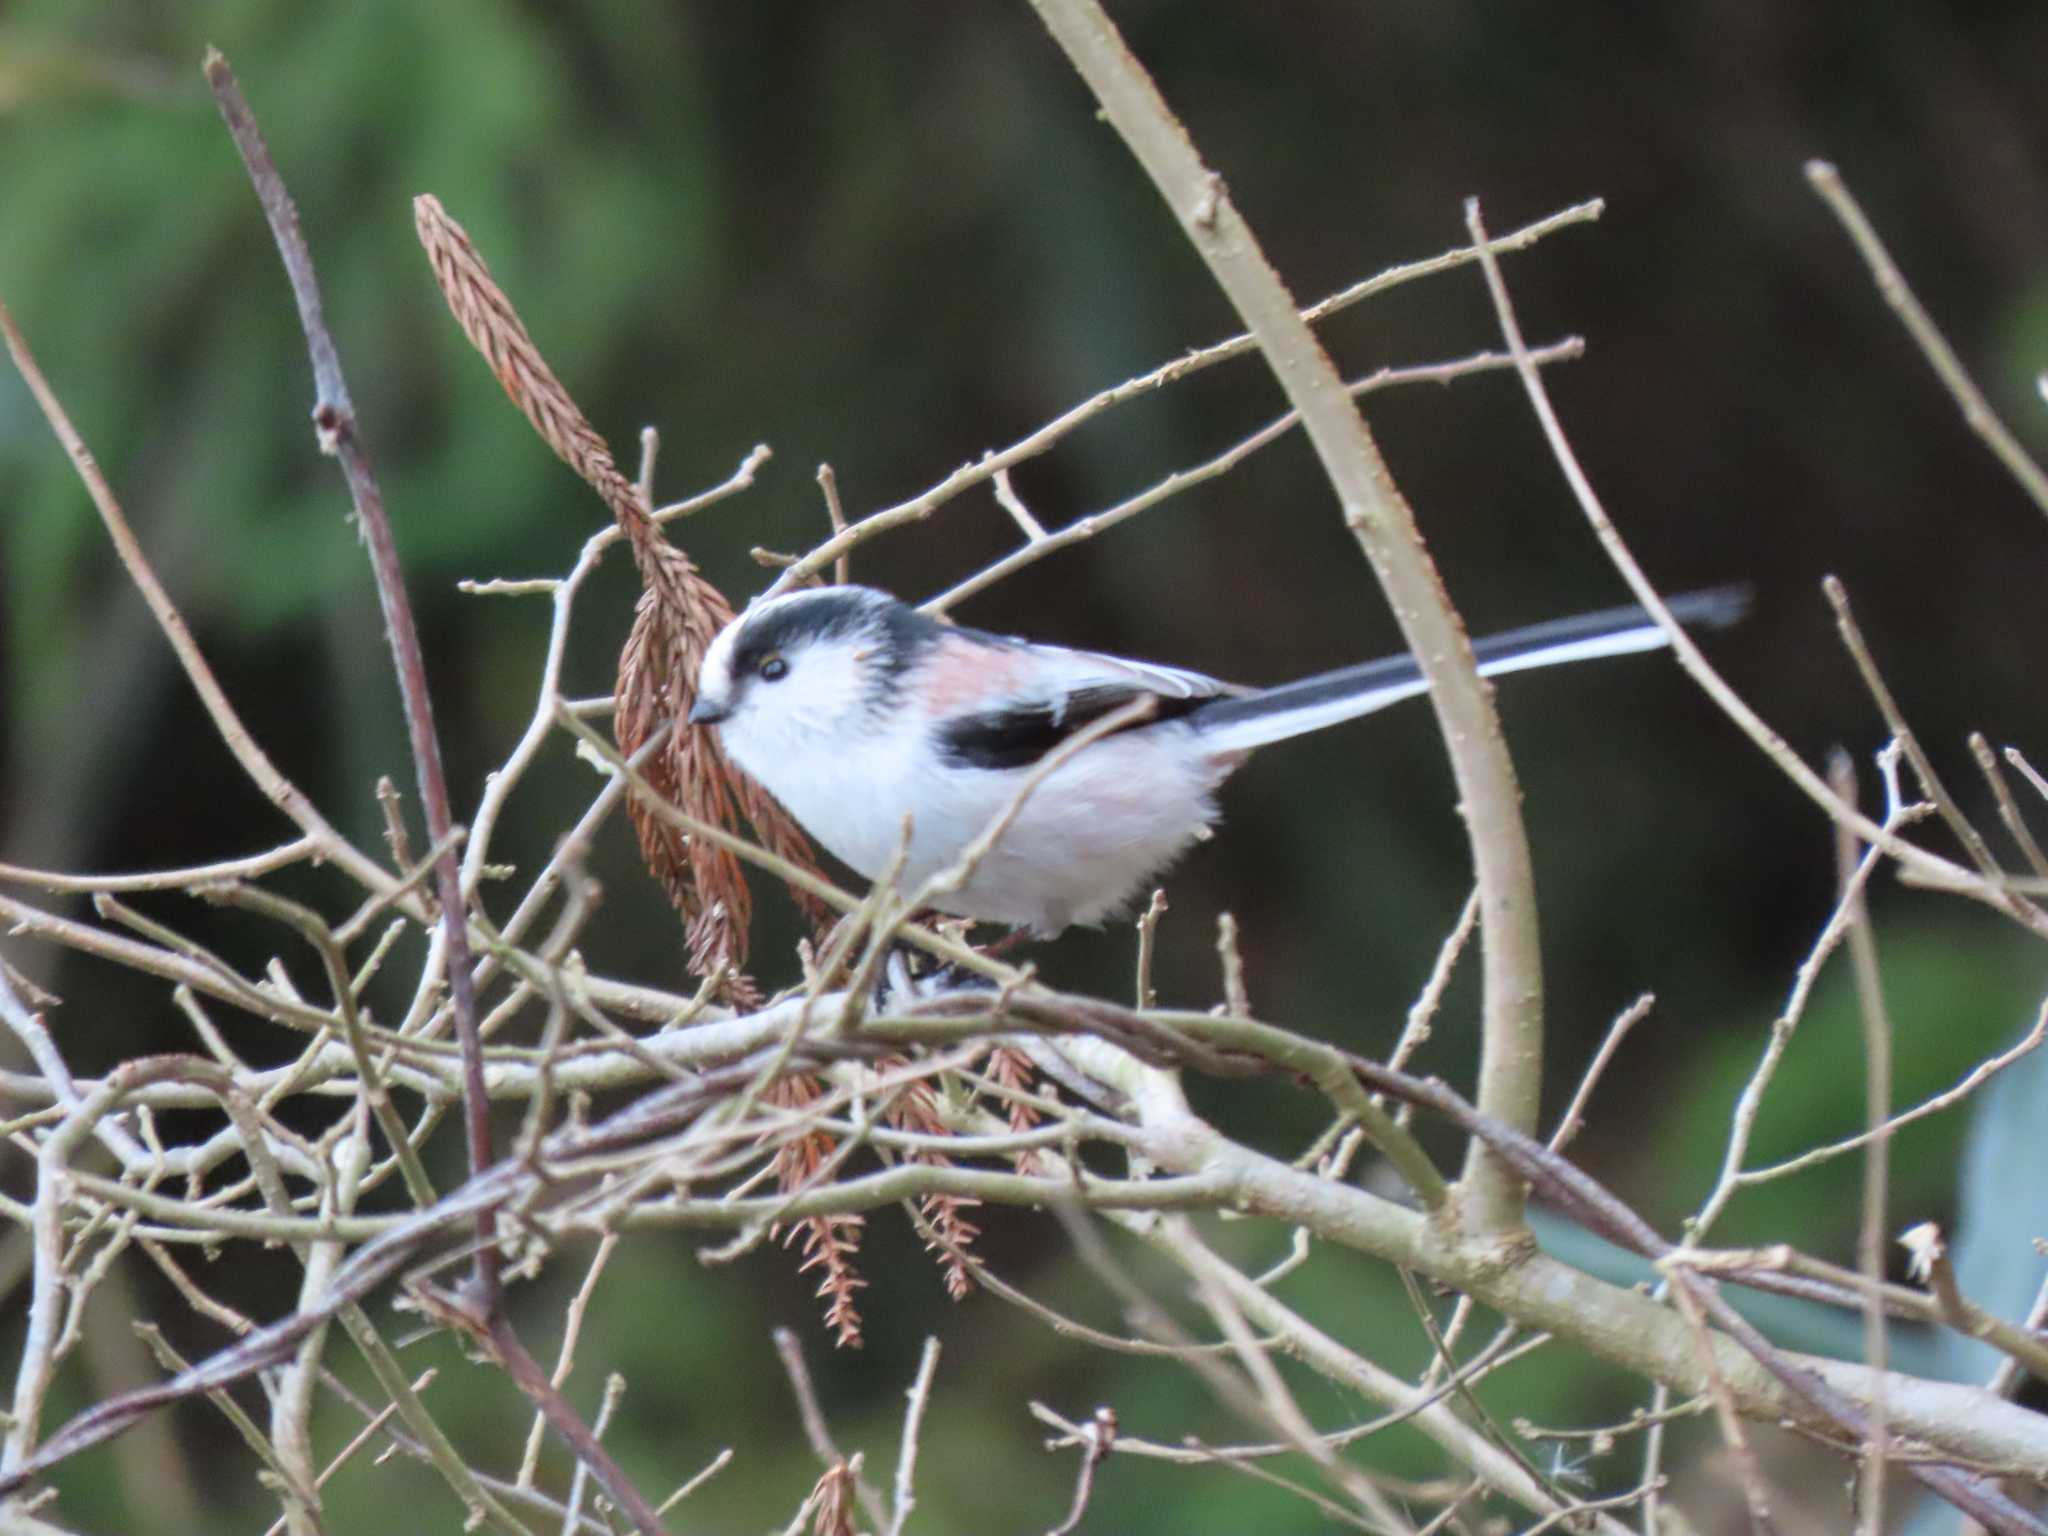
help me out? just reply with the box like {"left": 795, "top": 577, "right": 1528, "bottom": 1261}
{"left": 720, "top": 707, "right": 1223, "bottom": 934}
{"left": 916, "top": 726, "right": 1226, "bottom": 931}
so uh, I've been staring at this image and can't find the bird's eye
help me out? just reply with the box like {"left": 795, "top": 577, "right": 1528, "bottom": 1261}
{"left": 758, "top": 655, "right": 789, "bottom": 682}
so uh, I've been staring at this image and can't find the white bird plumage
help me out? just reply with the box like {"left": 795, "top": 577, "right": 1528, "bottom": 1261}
{"left": 689, "top": 584, "right": 1745, "bottom": 935}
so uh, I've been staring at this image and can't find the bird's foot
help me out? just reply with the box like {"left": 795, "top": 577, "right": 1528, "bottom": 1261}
{"left": 875, "top": 943, "right": 1001, "bottom": 1009}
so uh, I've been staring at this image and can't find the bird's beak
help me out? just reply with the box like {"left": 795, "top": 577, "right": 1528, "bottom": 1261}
{"left": 687, "top": 695, "right": 731, "bottom": 727}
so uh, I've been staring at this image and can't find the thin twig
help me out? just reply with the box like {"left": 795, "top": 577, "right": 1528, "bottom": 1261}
{"left": 1805, "top": 160, "right": 2048, "bottom": 521}
{"left": 887, "top": 1338, "right": 942, "bottom": 1536}
{"left": 810, "top": 461, "right": 851, "bottom": 588}
{"left": 2005, "top": 747, "right": 2048, "bottom": 809}
{"left": 558, "top": 1372, "right": 626, "bottom": 1536}
{"left": 1901, "top": 1224, "right": 2048, "bottom": 1386}
{"left": 204, "top": 52, "right": 498, "bottom": 1306}
{"left": 1045, "top": 1407, "right": 1116, "bottom": 1536}
{"left": 1460, "top": 194, "right": 2043, "bottom": 944}
{"left": 773, "top": 1327, "right": 888, "bottom": 1532}
{"left": 1548, "top": 993, "right": 1654, "bottom": 1153}
{"left": 518, "top": 1232, "right": 620, "bottom": 1488}
{"left": 991, "top": 466, "right": 1048, "bottom": 540}
{"left": 1737, "top": 997, "right": 2048, "bottom": 1184}
{"left": 1133, "top": 889, "right": 1168, "bottom": 1009}
{"left": 1831, "top": 751, "right": 1892, "bottom": 1536}
{"left": 0, "top": 303, "right": 399, "bottom": 905}
{"left": 927, "top": 339, "right": 1580, "bottom": 614}
{"left": 0, "top": 838, "right": 320, "bottom": 895}
{"left": 768, "top": 200, "right": 1602, "bottom": 594}
{"left": 1388, "top": 886, "right": 1480, "bottom": 1080}
{"left": 654, "top": 1448, "right": 735, "bottom": 1516}
{"left": 483, "top": 1312, "right": 668, "bottom": 1536}
{"left": 1970, "top": 734, "right": 2048, "bottom": 878}
{"left": 1823, "top": 576, "right": 2010, "bottom": 888}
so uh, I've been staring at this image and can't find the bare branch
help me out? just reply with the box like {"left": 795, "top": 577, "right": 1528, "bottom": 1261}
{"left": 1044, "top": 1407, "right": 1116, "bottom": 1536}
{"left": 886, "top": 1338, "right": 941, "bottom": 1536}
{"left": 1028, "top": 0, "right": 1542, "bottom": 1236}
{"left": 768, "top": 200, "right": 1602, "bottom": 594}
{"left": 204, "top": 51, "right": 498, "bottom": 1305}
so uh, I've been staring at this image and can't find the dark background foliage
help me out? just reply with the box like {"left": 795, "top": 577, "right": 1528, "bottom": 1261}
{"left": 1, "top": 4, "right": 2043, "bottom": 1530}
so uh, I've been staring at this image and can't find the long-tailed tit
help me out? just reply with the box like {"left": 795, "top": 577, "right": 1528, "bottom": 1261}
{"left": 689, "top": 584, "right": 1745, "bottom": 935}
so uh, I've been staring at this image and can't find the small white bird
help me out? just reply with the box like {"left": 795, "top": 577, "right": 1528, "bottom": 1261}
{"left": 689, "top": 584, "right": 1744, "bottom": 935}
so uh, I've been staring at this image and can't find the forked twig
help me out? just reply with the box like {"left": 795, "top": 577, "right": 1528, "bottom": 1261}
{"left": 767, "top": 199, "right": 1603, "bottom": 594}
{"left": 1045, "top": 1407, "right": 1117, "bottom": 1536}
{"left": 1459, "top": 195, "right": 2048, "bottom": 947}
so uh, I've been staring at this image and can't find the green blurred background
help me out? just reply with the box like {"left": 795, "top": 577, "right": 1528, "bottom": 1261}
{"left": 1, "top": 3, "right": 2044, "bottom": 1531}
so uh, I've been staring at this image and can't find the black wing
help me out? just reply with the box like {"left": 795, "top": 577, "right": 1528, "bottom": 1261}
{"left": 937, "top": 684, "right": 1213, "bottom": 770}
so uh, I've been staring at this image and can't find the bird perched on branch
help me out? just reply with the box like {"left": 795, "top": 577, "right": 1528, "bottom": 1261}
{"left": 689, "top": 584, "right": 1745, "bottom": 936}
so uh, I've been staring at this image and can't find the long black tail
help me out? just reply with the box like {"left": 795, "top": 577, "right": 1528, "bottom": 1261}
{"left": 1189, "top": 585, "right": 1748, "bottom": 754}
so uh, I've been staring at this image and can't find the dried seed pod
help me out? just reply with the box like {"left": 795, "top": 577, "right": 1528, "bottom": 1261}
{"left": 414, "top": 194, "right": 828, "bottom": 986}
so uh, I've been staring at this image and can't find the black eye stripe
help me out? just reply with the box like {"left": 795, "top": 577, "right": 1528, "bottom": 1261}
{"left": 728, "top": 586, "right": 946, "bottom": 698}
{"left": 760, "top": 655, "right": 789, "bottom": 681}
